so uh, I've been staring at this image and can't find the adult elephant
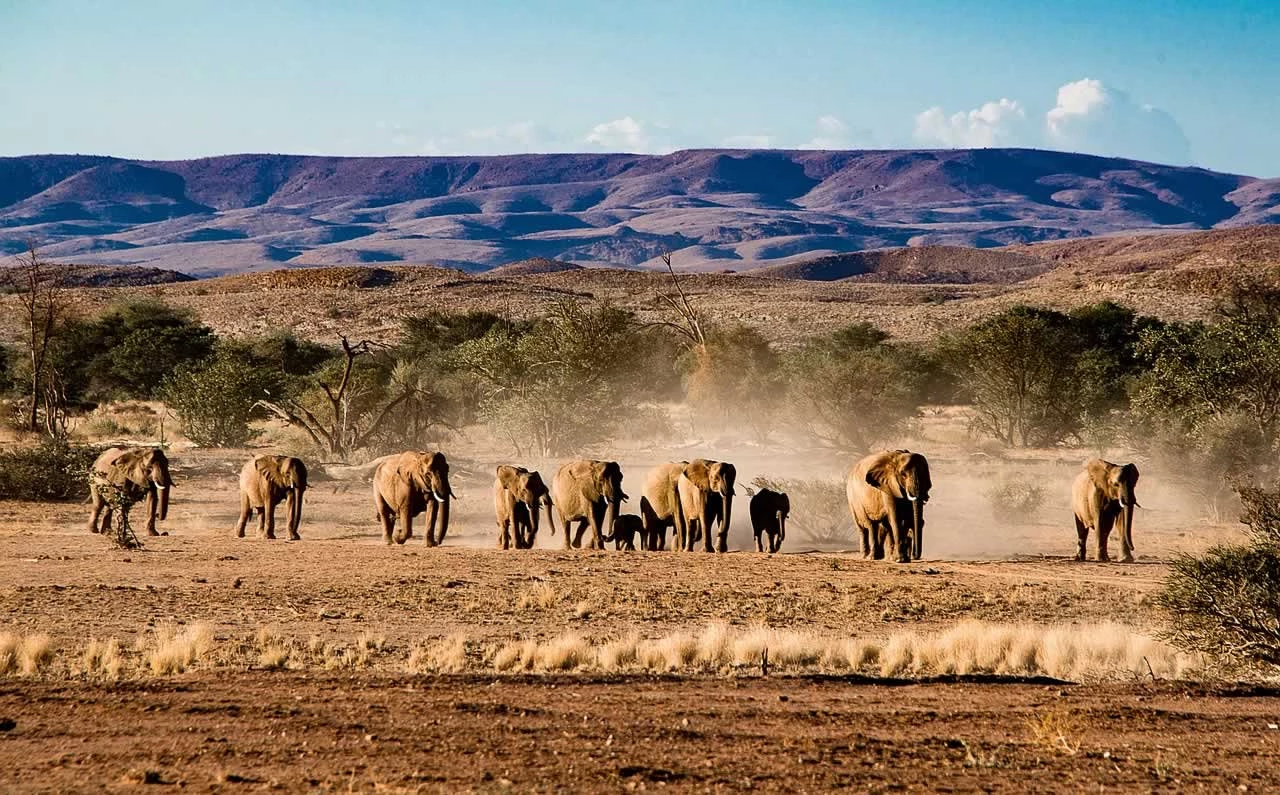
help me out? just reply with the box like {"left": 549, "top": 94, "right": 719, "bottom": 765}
{"left": 639, "top": 462, "right": 687, "bottom": 551}
{"left": 749, "top": 487, "right": 790, "bottom": 553}
{"left": 372, "top": 451, "right": 453, "bottom": 546}
{"left": 494, "top": 465, "right": 554, "bottom": 550}
{"left": 88, "top": 446, "right": 172, "bottom": 536}
{"left": 1072, "top": 459, "right": 1140, "bottom": 563}
{"left": 677, "top": 459, "right": 737, "bottom": 553}
{"left": 234, "top": 455, "right": 308, "bottom": 541}
{"left": 551, "top": 459, "right": 627, "bottom": 550}
{"left": 847, "top": 450, "right": 931, "bottom": 562}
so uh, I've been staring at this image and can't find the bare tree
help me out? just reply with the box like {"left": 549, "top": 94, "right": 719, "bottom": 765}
{"left": 256, "top": 336, "right": 423, "bottom": 461}
{"left": 651, "top": 251, "right": 708, "bottom": 353}
{"left": 4, "top": 242, "right": 68, "bottom": 433}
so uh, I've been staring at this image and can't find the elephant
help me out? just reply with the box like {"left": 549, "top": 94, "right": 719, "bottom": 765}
{"left": 494, "top": 465, "right": 554, "bottom": 550}
{"left": 234, "top": 455, "right": 308, "bottom": 541}
{"left": 847, "top": 450, "right": 931, "bottom": 563}
{"left": 749, "top": 488, "right": 790, "bottom": 553}
{"left": 88, "top": 446, "right": 172, "bottom": 536}
{"left": 639, "top": 462, "right": 688, "bottom": 551}
{"left": 551, "top": 459, "right": 627, "bottom": 550}
{"left": 372, "top": 451, "right": 453, "bottom": 546}
{"left": 1072, "top": 459, "right": 1140, "bottom": 563}
{"left": 611, "top": 513, "right": 645, "bottom": 551}
{"left": 677, "top": 459, "right": 737, "bottom": 553}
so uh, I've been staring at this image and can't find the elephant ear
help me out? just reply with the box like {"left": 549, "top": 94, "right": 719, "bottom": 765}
{"left": 682, "top": 459, "right": 711, "bottom": 490}
{"left": 865, "top": 455, "right": 905, "bottom": 498}
{"left": 288, "top": 458, "right": 308, "bottom": 490}
{"left": 254, "top": 455, "right": 279, "bottom": 484}
{"left": 496, "top": 465, "right": 524, "bottom": 491}
{"left": 525, "top": 471, "right": 548, "bottom": 499}
{"left": 1086, "top": 459, "right": 1113, "bottom": 494}
{"left": 428, "top": 451, "right": 449, "bottom": 474}
{"left": 1120, "top": 463, "right": 1140, "bottom": 487}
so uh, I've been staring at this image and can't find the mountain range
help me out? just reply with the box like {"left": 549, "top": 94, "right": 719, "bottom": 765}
{"left": 2, "top": 149, "right": 1277, "bottom": 277}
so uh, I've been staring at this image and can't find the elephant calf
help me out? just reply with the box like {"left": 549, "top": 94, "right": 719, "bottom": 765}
{"left": 611, "top": 514, "right": 644, "bottom": 551}
{"left": 749, "top": 488, "right": 789, "bottom": 553}
{"left": 494, "top": 465, "right": 554, "bottom": 550}
{"left": 1072, "top": 459, "right": 1140, "bottom": 562}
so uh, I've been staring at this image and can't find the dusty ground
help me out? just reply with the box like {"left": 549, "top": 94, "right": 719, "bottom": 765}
{"left": 0, "top": 431, "right": 1269, "bottom": 792}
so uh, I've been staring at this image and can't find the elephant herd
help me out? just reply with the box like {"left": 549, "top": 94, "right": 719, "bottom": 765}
{"left": 83, "top": 445, "right": 1143, "bottom": 563}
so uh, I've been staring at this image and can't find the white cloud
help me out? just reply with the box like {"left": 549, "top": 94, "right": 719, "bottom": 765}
{"left": 722, "top": 134, "right": 774, "bottom": 149}
{"left": 799, "top": 115, "right": 872, "bottom": 150}
{"left": 1045, "top": 78, "right": 1191, "bottom": 164}
{"left": 913, "top": 98, "right": 1028, "bottom": 148}
{"left": 583, "top": 116, "right": 678, "bottom": 154}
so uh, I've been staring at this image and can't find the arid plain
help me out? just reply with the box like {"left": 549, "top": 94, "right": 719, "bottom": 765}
{"left": 4, "top": 227, "right": 1280, "bottom": 791}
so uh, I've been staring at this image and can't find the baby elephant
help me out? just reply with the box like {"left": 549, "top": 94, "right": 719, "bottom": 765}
{"left": 750, "top": 488, "right": 789, "bottom": 553}
{"left": 612, "top": 514, "right": 645, "bottom": 551}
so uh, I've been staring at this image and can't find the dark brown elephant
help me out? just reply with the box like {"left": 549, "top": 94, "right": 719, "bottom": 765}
{"left": 235, "top": 455, "right": 308, "bottom": 541}
{"left": 749, "top": 488, "right": 789, "bottom": 553}
{"left": 88, "top": 446, "right": 172, "bottom": 536}
{"left": 847, "top": 450, "right": 931, "bottom": 562}
{"left": 372, "top": 451, "right": 453, "bottom": 546}
{"left": 639, "top": 462, "right": 687, "bottom": 551}
{"left": 1072, "top": 459, "right": 1140, "bottom": 563}
{"left": 551, "top": 459, "right": 627, "bottom": 550}
{"left": 611, "top": 513, "right": 644, "bottom": 551}
{"left": 494, "top": 465, "right": 554, "bottom": 550}
{"left": 676, "top": 459, "right": 737, "bottom": 553}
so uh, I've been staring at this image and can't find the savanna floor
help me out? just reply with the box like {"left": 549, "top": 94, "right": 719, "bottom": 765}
{"left": 0, "top": 439, "right": 1268, "bottom": 791}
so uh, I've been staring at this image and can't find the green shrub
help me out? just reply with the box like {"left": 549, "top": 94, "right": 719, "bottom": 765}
{"left": 1157, "top": 484, "right": 1280, "bottom": 671}
{"left": 0, "top": 439, "right": 101, "bottom": 501}
{"left": 161, "top": 350, "right": 281, "bottom": 447}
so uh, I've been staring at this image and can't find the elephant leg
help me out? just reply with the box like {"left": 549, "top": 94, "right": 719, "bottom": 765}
{"left": 394, "top": 508, "right": 412, "bottom": 545}
{"left": 378, "top": 503, "right": 395, "bottom": 545}
{"left": 1097, "top": 511, "right": 1116, "bottom": 563}
{"left": 859, "top": 523, "right": 871, "bottom": 558}
{"left": 755, "top": 529, "right": 764, "bottom": 553}
{"left": 264, "top": 501, "right": 277, "bottom": 540}
{"left": 870, "top": 522, "right": 885, "bottom": 560}
{"left": 499, "top": 519, "right": 511, "bottom": 550}
{"left": 1073, "top": 516, "right": 1088, "bottom": 561}
{"left": 716, "top": 525, "right": 729, "bottom": 554}
{"left": 572, "top": 519, "right": 589, "bottom": 549}
{"left": 101, "top": 507, "right": 114, "bottom": 536}
{"left": 770, "top": 532, "right": 781, "bottom": 554}
{"left": 142, "top": 495, "right": 159, "bottom": 537}
{"left": 88, "top": 488, "right": 104, "bottom": 534}
{"left": 424, "top": 501, "right": 439, "bottom": 546}
{"left": 234, "top": 494, "right": 251, "bottom": 538}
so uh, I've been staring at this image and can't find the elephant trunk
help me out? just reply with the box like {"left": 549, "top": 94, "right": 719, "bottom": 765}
{"left": 777, "top": 510, "right": 786, "bottom": 543}
{"left": 911, "top": 497, "right": 923, "bottom": 560}
{"left": 1122, "top": 501, "right": 1135, "bottom": 557}
{"left": 602, "top": 498, "right": 618, "bottom": 547}
{"left": 721, "top": 492, "right": 734, "bottom": 553}
{"left": 288, "top": 486, "right": 304, "bottom": 537}
{"left": 156, "top": 483, "right": 170, "bottom": 522}
{"left": 437, "top": 494, "right": 451, "bottom": 544}
{"left": 528, "top": 498, "right": 541, "bottom": 543}
{"left": 544, "top": 499, "right": 556, "bottom": 537}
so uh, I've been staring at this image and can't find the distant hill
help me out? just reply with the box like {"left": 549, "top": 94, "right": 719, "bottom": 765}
{"left": 487, "top": 257, "right": 583, "bottom": 277}
{"left": 749, "top": 245, "right": 1054, "bottom": 284}
{"left": 1, "top": 148, "right": 1275, "bottom": 276}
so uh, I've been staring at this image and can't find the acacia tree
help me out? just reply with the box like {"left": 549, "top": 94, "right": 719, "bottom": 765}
{"left": 4, "top": 243, "right": 68, "bottom": 433}
{"left": 256, "top": 337, "right": 436, "bottom": 460}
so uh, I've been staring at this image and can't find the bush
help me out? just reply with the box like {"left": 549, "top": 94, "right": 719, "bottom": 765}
{"left": 0, "top": 439, "right": 101, "bottom": 500}
{"left": 985, "top": 478, "right": 1045, "bottom": 525}
{"left": 160, "top": 349, "right": 282, "bottom": 447}
{"left": 1157, "top": 484, "right": 1280, "bottom": 671}
{"left": 750, "top": 476, "right": 854, "bottom": 548}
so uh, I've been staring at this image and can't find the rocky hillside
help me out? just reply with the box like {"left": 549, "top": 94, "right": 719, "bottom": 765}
{"left": 0, "top": 149, "right": 1274, "bottom": 276}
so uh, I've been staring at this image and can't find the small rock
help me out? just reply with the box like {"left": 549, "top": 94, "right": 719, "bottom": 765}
{"left": 0, "top": 718, "right": 15, "bottom": 731}
{"left": 778, "top": 695, "right": 789, "bottom": 702}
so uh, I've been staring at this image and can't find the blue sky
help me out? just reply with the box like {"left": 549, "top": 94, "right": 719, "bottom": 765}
{"left": 2, "top": 0, "right": 1277, "bottom": 175}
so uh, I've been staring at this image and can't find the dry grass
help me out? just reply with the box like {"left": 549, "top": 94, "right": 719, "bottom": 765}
{"left": 516, "top": 583, "right": 559, "bottom": 611}
{"left": 147, "top": 623, "right": 213, "bottom": 675}
{"left": 408, "top": 634, "right": 469, "bottom": 673}
{"left": 1026, "top": 709, "right": 1084, "bottom": 755}
{"left": 255, "top": 626, "right": 291, "bottom": 670}
{"left": 81, "top": 638, "right": 124, "bottom": 680}
{"left": 0, "top": 633, "right": 17, "bottom": 675}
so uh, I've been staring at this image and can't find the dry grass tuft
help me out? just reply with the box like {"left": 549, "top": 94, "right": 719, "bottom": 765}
{"left": 0, "top": 633, "right": 20, "bottom": 675}
{"left": 18, "top": 634, "right": 53, "bottom": 676}
{"left": 1026, "top": 709, "right": 1084, "bottom": 755}
{"left": 493, "top": 640, "right": 538, "bottom": 672}
{"left": 82, "top": 638, "right": 124, "bottom": 680}
{"left": 516, "top": 583, "right": 559, "bottom": 611}
{"left": 408, "top": 634, "right": 470, "bottom": 673}
{"left": 147, "top": 623, "right": 214, "bottom": 675}
{"left": 255, "top": 625, "right": 291, "bottom": 670}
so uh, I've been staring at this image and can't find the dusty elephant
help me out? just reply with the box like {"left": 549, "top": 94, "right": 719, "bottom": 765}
{"left": 847, "top": 450, "right": 931, "bottom": 563}
{"left": 1072, "top": 459, "right": 1140, "bottom": 563}
{"left": 372, "top": 451, "right": 453, "bottom": 546}
{"left": 749, "top": 488, "right": 790, "bottom": 553}
{"left": 88, "top": 446, "right": 172, "bottom": 536}
{"left": 611, "top": 513, "right": 645, "bottom": 551}
{"left": 677, "top": 459, "right": 737, "bottom": 553}
{"left": 551, "top": 459, "right": 627, "bottom": 550}
{"left": 234, "top": 455, "right": 308, "bottom": 541}
{"left": 639, "top": 462, "right": 687, "bottom": 551}
{"left": 494, "top": 465, "right": 554, "bottom": 550}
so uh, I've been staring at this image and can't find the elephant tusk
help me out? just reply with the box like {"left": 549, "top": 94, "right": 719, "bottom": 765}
{"left": 433, "top": 492, "right": 446, "bottom": 503}
{"left": 906, "top": 495, "right": 917, "bottom": 502}
{"left": 155, "top": 485, "right": 169, "bottom": 491}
